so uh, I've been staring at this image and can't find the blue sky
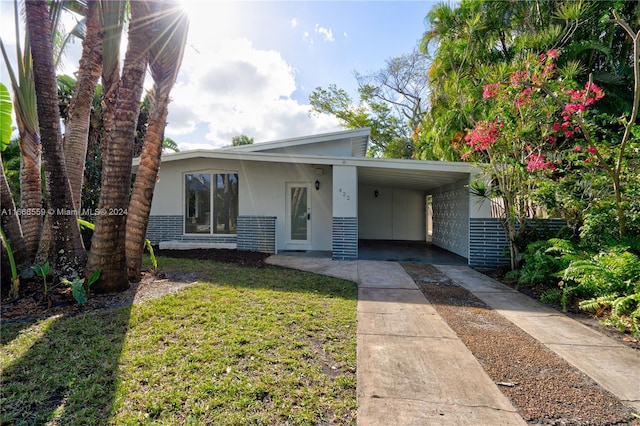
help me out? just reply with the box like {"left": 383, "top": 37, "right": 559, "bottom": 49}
{"left": 0, "top": 1, "right": 439, "bottom": 150}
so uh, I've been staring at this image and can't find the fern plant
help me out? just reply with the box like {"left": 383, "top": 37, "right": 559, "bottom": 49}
{"left": 560, "top": 247, "right": 640, "bottom": 311}
{"left": 580, "top": 292, "right": 640, "bottom": 337}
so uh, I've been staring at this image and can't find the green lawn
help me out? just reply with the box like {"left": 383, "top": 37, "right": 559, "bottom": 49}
{"left": 0, "top": 257, "right": 358, "bottom": 425}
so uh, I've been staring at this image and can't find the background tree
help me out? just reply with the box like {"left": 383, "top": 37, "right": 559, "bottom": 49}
{"left": 232, "top": 134, "right": 254, "bottom": 146}
{"left": 310, "top": 49, "right": 431, "bottom": 158}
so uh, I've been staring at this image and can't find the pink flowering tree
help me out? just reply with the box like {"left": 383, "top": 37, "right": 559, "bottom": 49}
{"left": 463, "top": 17, "right": 639, "bottom": 269}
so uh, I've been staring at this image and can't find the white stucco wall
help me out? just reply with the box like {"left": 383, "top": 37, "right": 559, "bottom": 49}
{"left": 430, "top": 178, "right": 470, "bottom": 258}
{"left": 358, "top": 185, "right": 426, "bottom": 240}
{"left": 151, "top": 158, "right": 333, "bottom": 251}
{"left": 332, "top": 165, "right": 358, "bottom": 217}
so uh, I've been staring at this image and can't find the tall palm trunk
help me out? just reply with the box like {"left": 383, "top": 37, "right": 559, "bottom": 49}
{"left": 15, "top": 114, "right": 41, "bottom": 261}
{"left": 63, "top": 0, "right": 102, "bottom": 212}
{"left": 25, "top": 0, "right": 86, "bottom": 277}
{"left": 87, "top": 1, "right": 151, "bottom": 293}
{"left": 126, "top": 0, "right": 188, "bottom": 281}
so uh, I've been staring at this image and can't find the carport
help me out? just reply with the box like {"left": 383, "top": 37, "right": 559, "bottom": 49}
{"left": 354, "top": 158, "right": 485, "bottom": 262}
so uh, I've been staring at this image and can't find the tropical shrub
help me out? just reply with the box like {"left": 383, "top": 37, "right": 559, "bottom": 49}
{"left": 558, "top": 247, "right": 640, "bottom": 311}
{"left": 506, "top": 239, "right": 573, "bottom": 288}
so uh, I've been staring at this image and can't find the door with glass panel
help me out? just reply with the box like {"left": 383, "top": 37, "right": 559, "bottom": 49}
{"left": 286, "top": 183, "right": 311, "bottom": 247}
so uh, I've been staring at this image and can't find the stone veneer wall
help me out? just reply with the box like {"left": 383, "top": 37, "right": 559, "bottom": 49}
{"left": 332, "top": 217, "right": 358, "bottom": 260}
{"left": 431, "top": 182, "right": 470, "bottom": 259}
{"left": 469, "top": 218, "right": 567, "bottom": 268}
{"left": 237, "top": 216, "right": 276, "bottom": 254}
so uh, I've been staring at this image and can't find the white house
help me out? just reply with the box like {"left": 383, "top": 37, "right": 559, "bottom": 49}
{"left": 136, "top": 128, "right": 507, "bottom": 266}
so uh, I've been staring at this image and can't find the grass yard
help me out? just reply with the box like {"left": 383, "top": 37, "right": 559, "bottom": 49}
{"left": 0, "top": 257, "right": 358, "bottom": 425}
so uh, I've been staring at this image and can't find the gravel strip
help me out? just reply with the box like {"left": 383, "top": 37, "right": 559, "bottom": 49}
{"left": 402, "top": 263, "right": 639, "bottom": 426}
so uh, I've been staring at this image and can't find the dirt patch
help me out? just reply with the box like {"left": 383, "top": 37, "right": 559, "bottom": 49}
{"left": 402, "top": 263, "right": 639, "bottom": 426}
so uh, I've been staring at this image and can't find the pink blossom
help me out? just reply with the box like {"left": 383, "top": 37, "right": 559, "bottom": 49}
{"left": 527, "top": 153, "right": 554, "bottom": 172}
{"left": 587, "top": 146, "right": 597, "bottom": 154}
{"left": 552, "top": 122, "right": 561, "bottom": 131}
{"left": 573, "top": 145, "right": 583, "bottom": 152}
{"left": 510, "top": 70, "right": 528, "bottom": 86}
{"left": 564, "top": 130, "right": 574, "bottom": 138}
{"left": 483, "top": 83, "right": 501, "bottom": 99}
{"left": 547, "top": 49, "right": 560, "bottom": 59}
{"left": 465, "top": 121, "right": 501, "bottom": 151}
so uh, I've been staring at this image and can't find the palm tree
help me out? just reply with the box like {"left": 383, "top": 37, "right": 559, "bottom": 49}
{"left": 63, "top": 0, "right": 102, "bottom": 212}
{"left": 0, "top": 3, "right": 42, "bottom": 263}
{"left": 25, "top": 0, "right": 86, "bottom": 277}
{"left": 126, "top": 0, "right": 189, "bottom": 282}
{"left": 87, "top": 0, "right": 152, "bottom": 293}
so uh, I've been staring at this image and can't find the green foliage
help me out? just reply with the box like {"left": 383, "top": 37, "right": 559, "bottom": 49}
{"left": 559, "top": 247, "right": 640, "bottom": 311}
{"left": 61, "top": 269, "right": 100, "bottom": 305}
{"left": 0, "top": 82, "right": 12, "bottom": 149}
{"left": 144, "top": 239, "right": 157, "bottom": 270}
{"left": 0, "top": 227, "right": 19, "bottom": 298}
{"left": 31, "top": 262, "right": 55, "bottom": 296}
{"left": 506, "top": 239, "right": 573, "bottom": 288}
{"left": 580, "top": 293, "right": 640, "bottom": 336}
{"left": 231, "top": 134, "right": 253, "bottom": 146}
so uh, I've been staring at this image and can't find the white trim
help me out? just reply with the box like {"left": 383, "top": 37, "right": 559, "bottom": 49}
{"left": 159, "top": 241, "right": 237, "bottom": 250}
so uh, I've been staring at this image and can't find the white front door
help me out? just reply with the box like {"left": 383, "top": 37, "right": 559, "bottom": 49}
{"left": 286, "top": 183, "right": 311, "bottom": 248}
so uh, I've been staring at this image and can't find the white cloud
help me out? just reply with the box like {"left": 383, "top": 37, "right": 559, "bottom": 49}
{"left": 290, "top": 17, "right": 298, "bottom": 29}
{"left": 165, "top": 37, "right": 340, "bottom": 149}
{"left": 302, "top": 31, "right": 313, "bottom": 45}
{"left": 314, "top": 24, "right": 335, "bottom": 42}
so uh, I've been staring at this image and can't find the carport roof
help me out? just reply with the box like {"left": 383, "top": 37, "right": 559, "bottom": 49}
{"left": 139, "top": 149, "right": 477, "bottom": 192}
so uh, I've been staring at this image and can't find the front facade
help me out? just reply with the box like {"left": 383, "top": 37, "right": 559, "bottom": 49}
{"left": 138, "top": 128, "right": 498, "bottom": 265}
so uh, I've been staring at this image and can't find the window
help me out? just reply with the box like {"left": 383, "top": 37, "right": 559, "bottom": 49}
{"left": 185, "top": 172, "right": 238, "bottom": 234}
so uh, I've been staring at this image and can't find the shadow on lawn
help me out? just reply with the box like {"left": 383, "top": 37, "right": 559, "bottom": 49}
{"left": 0, "top": 303, "right": 133, "bottom": 425}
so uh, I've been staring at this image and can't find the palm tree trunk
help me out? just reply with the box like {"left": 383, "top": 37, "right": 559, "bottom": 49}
{"left": 15, "top": 114, "right": 42, "bottom": 262}
{"left": 126, "top": 101, "right": 168, "bottom": 282}
{"left": 25, "top": 0, "right": 87, "bottom": 277}
{"left": 126, "top": 0, "right": 188, "bottom": 282}
{"left": 87, "top": 1, "right": 151, "bottom": 293}
{"left": 63, "top": 0, "right": 102, "bottom": 212}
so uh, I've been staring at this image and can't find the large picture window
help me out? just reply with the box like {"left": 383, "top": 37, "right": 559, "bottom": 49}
{"left": 185, "top": 172, "right": 238, "bottom": 234}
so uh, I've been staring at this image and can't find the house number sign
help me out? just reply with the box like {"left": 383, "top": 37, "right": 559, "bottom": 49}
{"left": 338, "top": 188, "right": 351, "bottom": 201}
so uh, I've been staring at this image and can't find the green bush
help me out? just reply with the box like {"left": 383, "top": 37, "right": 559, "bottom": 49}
{"left": 559, "top": 247, "right": 640, "bottom": 311}
{"left": 506, "top": 238, "right": 574, "bottom": 288}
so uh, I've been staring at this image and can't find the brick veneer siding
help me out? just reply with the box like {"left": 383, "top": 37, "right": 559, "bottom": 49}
{"left": 237, "top": 216, "right": 276, "bottom": 254}
{"left": 333, "top": 217, "right": 358, "bottom": 260}
{"left": 145, "top": 215, "right": 237, "bottom": 246}
{"left": 469, "top": 218, "right": 567, "bottom": 268}
{"left": 145, "top": 215, "right": 183, "bottom": 245}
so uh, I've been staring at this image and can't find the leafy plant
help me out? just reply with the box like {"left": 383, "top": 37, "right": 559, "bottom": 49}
{"left": 62, "top": 269, "right": 100, "bottom": 305}
{"left": 31, "top": 262, "right": 62, "bottom": 303}
{"left": 580, "top": 292, "right": 640, "bottom": 337}
{"left": 144, "top": 238, "right": 157, "bottom": 270}
{"left": 0, "top": 227, "right": 19, "bottom": 298}
{"left": 506, "top": 239, "right": 573, "bottom": 288}
{"left": 559, "top": 247, "right": 640, "bottom": 311}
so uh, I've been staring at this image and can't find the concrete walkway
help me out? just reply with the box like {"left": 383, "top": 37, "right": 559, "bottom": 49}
{"left": 265, "top": 255, "right": 640, "bottom": 424}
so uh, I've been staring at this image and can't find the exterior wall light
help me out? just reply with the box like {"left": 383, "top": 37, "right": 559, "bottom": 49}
{"left": 315, "top": 180, "right": 320, "bottom": 190}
